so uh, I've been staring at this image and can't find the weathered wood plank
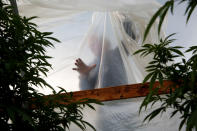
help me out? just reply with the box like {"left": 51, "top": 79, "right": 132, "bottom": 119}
{"left": 59, "top": 80, "right": 174, "bottom": 102}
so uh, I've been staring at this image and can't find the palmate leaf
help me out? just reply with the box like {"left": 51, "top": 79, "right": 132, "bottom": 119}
{"left": 179, "top": 117, "right": 187, "bottom": 131}
{"left": 143, "top": 72, "right": 154, "bottom": 83}
{"left": 23, "top": 16, "right": 38, "bottom": 23}
{"left": 158, "top": 71, "right": 163, "bottom": 85}
{"left": 158, "top": 2, "right": 170, "bottom": 35}
{"left": 45, "top": 36, "right": 61, "bottom": 43}
{"left": 186, "top": 46, "right": 197, "bottom": 54}
{"left": 7, "top": 106, "right": 34, "bottom": 125}
{"left": 170, "top": 109, "right": 178, "bottom": 118}
{"left": 139, "top": 94, "right": 151, "bottom": 113}
{"left": 133, "top": 48, "right": 147, "bottom": 55}
{"left": 86, "top": 103, "right": 96, "bottom": 110}
{"left": 58, "top": 88, "right": 68, "bottom": 95}
{"left": 150, "top": 96, "right": 160, "bottom": 108}
{"left": 2, "top": 2, "right": 100, "bottom": 131}
{"left": 144, "top": 0, "right": 197, "bottom": 42}
{"left": 164, "top": 33, "right": 176, "bottom": 41}
{"left": 136, "top": 34, "right": 180, "bottom": 62}
{"left": 81, "top": 120, "right": 96, "bottom": 131}
{"left": 79, "top": 98, "right": 103, "bottom": 106}
{"left": 143, "top": 4, "right": 165, "bottom": 42}
{"left": 170, "top": 0, "right": 174, "bottom": 14}
{"left": 143, "top": 1, "right": 173, "bottom": 42}
{"left": 149, "top": 72, "right": 158, "bottom": 89}
{"left": 169, "top": 48, "right": 184, "bottom": 56}
{"left": 172, "top": 46, "right": 184, "bottom": 49}
{"left": 189, "top": 110, "right": 197, "bottom": 130}
{"left": 146, "top": 64, "right": 158, "bottom": 69}
{"left": 184, "top": 0, "right": 197, "bottom": 23}
{"left": 70, "top": 119, "right": 86, "bottom": 131}
{"left": 42, "top": 32, "right": 53, "bottom": 36}
{"left": 144, "top": 107, "right": 165, "bottom": 122}
{"left": 136, "top": 0, "right": 197, "bottom": 131}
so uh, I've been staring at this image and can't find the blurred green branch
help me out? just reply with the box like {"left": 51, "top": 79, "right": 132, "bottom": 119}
{"left": 0, "top": 1, "right": 101, "bottom": 131}
{"left": 135, "top": 0, "right": 197, "bottom": 130}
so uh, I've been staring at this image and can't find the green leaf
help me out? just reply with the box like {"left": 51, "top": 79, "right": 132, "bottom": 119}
{"left": 185, "top": 1, "right": 197, "bottom": 23}
{"left": 158, "top": 4, "right": 169, "bottom": 36}
{"left": 158, "top": 71, "right": 163, "bottom": 85}
{"left": 81, "top": 120, "right": 96, "bottom": 131}
{"left": 71, "top": 120, "right": 85, "bottom": 130}
{"left": 165, "top": 33, "right": 176, "bottom": 41}
{"left": 26, "top": 16, "right": 38, "bottom": 21}
{"left": 173, "top": 46, "right": 184, "bottom": 49}
{"left": 170, "top": 0, "right": 174, "bottom": 14}
{"left": 170, "top": 110, "right": 178, "bottom": 118}
{"left": 139, "top": 97, "right": 149, "bottom": 114}
{"left": 143, "top": 72, "right": 154, "bottom": 83}
{"left": 179, "top": 118, "right": 187, "bottom": 131}
{"left": 86, "top": 103, "right": 96, "bottom": 110}
{"left": 133, "top": 49, "right": 146, "bottom": 55}
{"left": 45, "top": 36, "right": 61, "bottom": 43}
{"left": 143, "top": 1, "right": 172, "bottom": 42}
{"left": 144, "top": 107, "right": 165, "bottom": 122}
{"left": 187, "top": 109, "right": 197, "bottom": 130}
{"left": 149, "top": 72, "right": 157, "bottom": 89}
{"left": 170, "top": 48, "right": 184, "bottom": 56}
{"left": 186, "top": 46, "right": 197, "bottom": 53}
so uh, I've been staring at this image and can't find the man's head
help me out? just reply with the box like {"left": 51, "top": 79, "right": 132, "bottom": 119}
{"left": 87, "top": 35, "right": 110, "bottom": 57}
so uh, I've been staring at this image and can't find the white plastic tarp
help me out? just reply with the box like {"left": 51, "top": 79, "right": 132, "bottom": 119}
{"left": 17, "top": 1, "right": 184, "bottom": 131}
{"left": 18, "top": 0, "right": 162, "bottom": 94}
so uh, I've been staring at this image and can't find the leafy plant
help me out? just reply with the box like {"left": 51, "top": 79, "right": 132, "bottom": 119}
{"left": 0, "top": 1, "right": 101, "bottom": 131}
{"left": 135, "top": 0, "right": 197, "bottom": 130}
{"left": 144, "top": 0, "right": 197, "bottom": 41}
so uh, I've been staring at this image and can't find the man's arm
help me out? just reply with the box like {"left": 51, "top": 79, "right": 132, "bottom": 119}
{"left": 73, "top": 58, "right": 97, "bottom": 90}
{"left": 73, "top": 58, "right": 96, "bottom": 75}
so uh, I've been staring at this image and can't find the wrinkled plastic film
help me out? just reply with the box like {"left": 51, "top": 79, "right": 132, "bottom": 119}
{"left": 17, "top": 1, "right": 184, "bottom": 131}
{"left": 70, "top": 97, "right": 184, "bottom": 131}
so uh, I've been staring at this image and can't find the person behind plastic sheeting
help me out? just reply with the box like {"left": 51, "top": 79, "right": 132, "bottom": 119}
{"left": 73, "top": 35, "right": 128, "bottom": 90}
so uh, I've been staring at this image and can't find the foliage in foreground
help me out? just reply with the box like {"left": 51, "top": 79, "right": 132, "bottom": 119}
{"left": 0, "top": 1, "right": 101, "bottom": 131}
{"left": 135, "top": 0, "right": 197, "bottom": 131}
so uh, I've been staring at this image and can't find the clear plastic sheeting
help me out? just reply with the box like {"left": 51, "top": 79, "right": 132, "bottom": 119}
{"left": 70, "top": 97, "right": 184, "bottom": 131}
{"left": 18, "top": 0, "right": 164, "bottom": 94}
{"left": 23, "top": 0, "right": 160, "bottom": 12}
{"left": 76, "top": 12, "right": 159, "bottom": 91}
{"left": 16, "top": 1, "right": 183, "bottom": 131}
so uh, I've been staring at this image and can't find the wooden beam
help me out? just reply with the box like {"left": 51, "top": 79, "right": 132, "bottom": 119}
{"left": 59, "top": 80, "right": 174, "bottom": 102}
{"left": 29, "top": 80, "right": 175, "bottom": 109}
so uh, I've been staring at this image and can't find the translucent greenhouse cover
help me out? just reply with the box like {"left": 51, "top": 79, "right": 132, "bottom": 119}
{"left": 69, "top": 97, "right": 184, "bottom": 131}
{"left": 17, "top": 0, "right": 183, "bottom": 130}
{"left": 18, "top": 0, "right": 163, "bottom": 94}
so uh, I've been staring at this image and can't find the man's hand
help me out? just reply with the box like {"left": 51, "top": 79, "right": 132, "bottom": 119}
{"left": 73, "top": 58, "right": 96, "bottom": 75}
